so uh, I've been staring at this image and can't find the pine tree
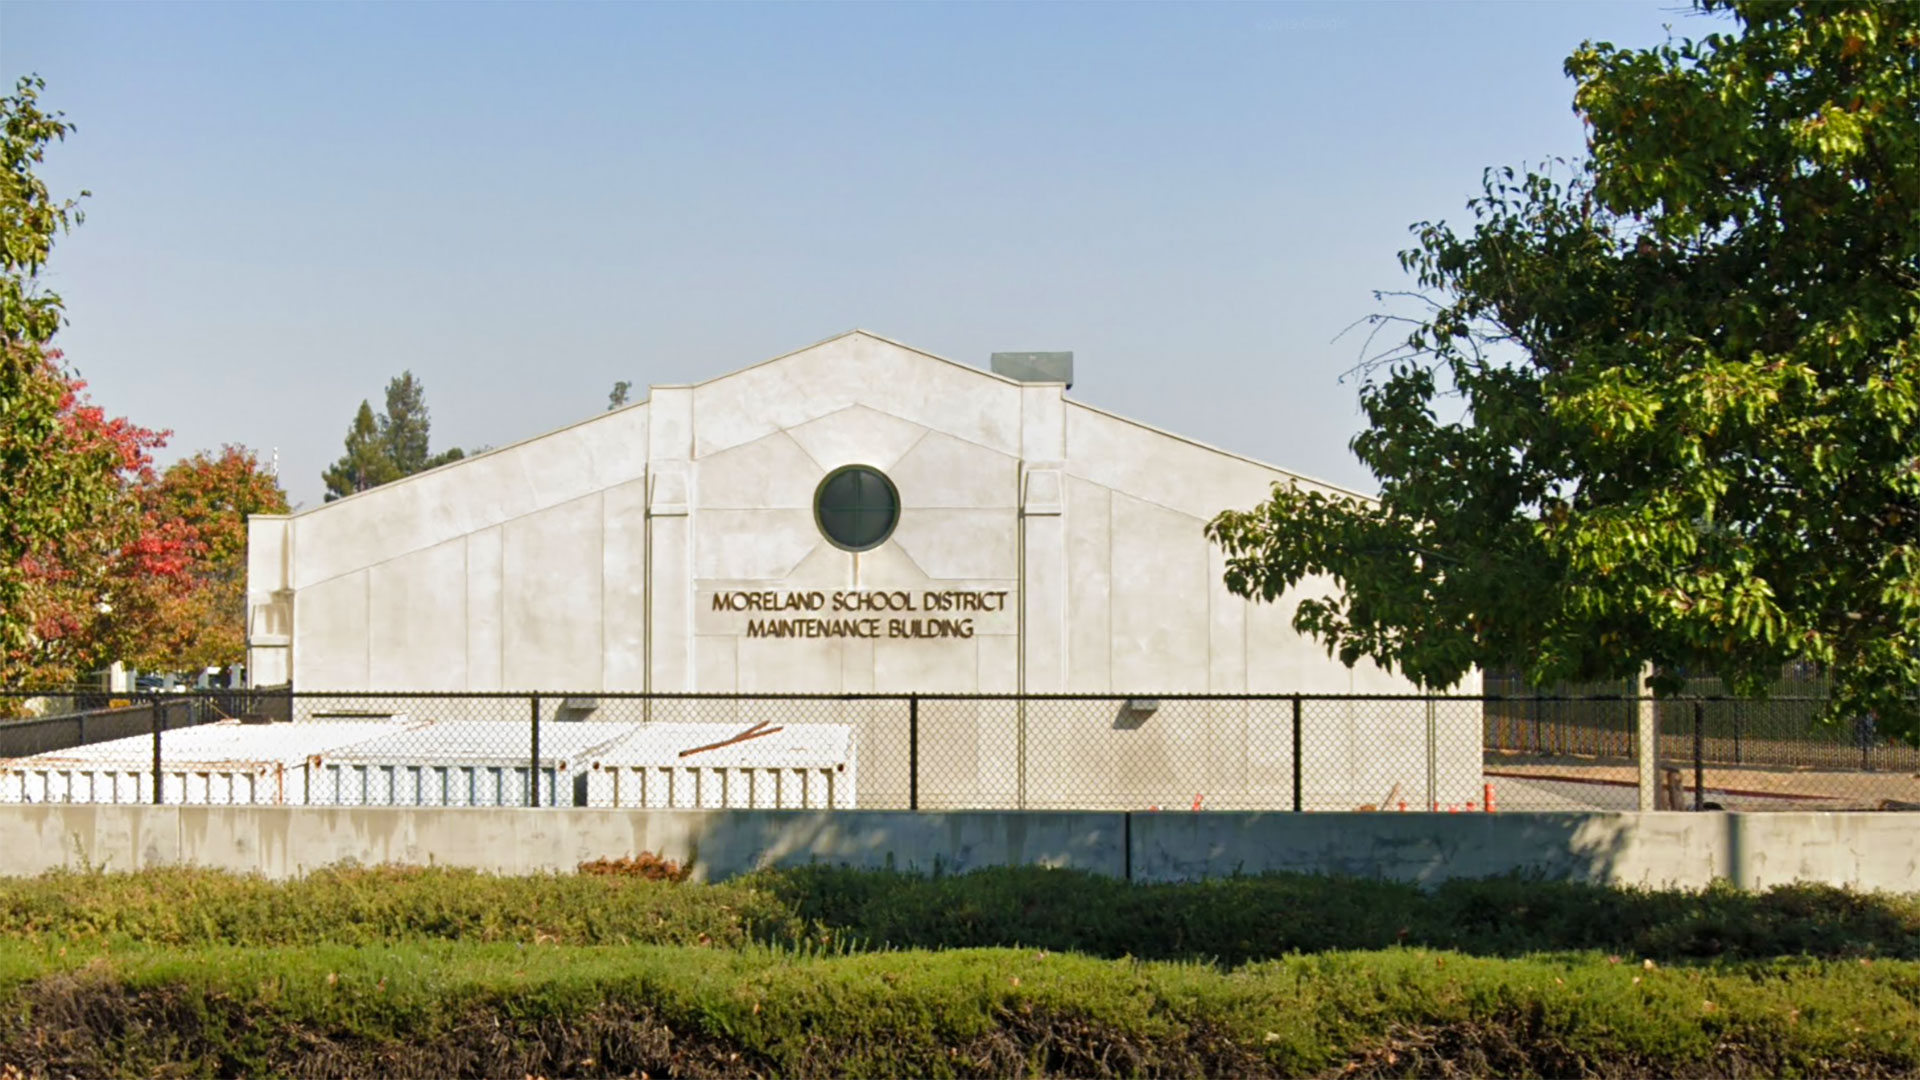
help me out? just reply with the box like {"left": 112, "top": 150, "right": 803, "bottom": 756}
{"left": 319, "top": 372, "right": 464, "bottom": 499}
{"left": 379, "top": 372, "right": 432, "bottom": 475}
{"left": 320, "top": 401, "right": 399, "bottom": 501}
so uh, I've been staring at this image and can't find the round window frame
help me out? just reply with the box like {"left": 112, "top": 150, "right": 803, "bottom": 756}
{"left": 812, "top": 465, "right": 901, "bottom": 553}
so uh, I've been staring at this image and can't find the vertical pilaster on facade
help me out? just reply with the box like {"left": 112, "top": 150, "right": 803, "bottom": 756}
{"left": 1206, "top": 541, "right": 1248, "bottom": 692}
{"left": 245, "top": 516, "right": 293, "bottom": 687}
{"left": 1020, "top": 383, "right": 1067, "bottom": 694}
{"left": 465, "top": 527, "right": 504, "bottom": 691}
{"left": 601, "top": 478, "right": 650, "bottom": 691}
{"left": 647, "top": 386, "right": 694, "bottom": 694}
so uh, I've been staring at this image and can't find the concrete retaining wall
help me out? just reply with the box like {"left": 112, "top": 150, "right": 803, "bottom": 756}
{"left": 0, "top": 806, "right": 1912, "bottom": 891}
{"left": 1130, "top": 811, "right": 1919, "bottom": 891}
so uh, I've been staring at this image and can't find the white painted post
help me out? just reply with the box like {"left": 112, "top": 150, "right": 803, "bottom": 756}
{"left": 1633, "top": 663, "right": 1658, "bottom": 811}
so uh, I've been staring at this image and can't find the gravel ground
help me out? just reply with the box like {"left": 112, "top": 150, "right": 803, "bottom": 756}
{"left": 1484, "top": 753, "right": 1920, "bottom": 811}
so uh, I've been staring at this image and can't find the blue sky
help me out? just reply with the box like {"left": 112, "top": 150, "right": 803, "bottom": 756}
{"left": 3, "top": 1, "right": 1707, "bottom": 509}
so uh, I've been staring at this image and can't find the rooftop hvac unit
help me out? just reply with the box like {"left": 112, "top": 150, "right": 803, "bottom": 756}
{"left": 306, "top": 721, "right": 640, "bottom": 807}
{"left": 0, "top": 719, "right": 415, "bottom": 805}
{"left": 585, "top": 721, "right": 856, "bottom": 809}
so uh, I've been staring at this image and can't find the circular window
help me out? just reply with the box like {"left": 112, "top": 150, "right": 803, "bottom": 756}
{"left": 814, "top": 465, "right": 900, "bottom": 552}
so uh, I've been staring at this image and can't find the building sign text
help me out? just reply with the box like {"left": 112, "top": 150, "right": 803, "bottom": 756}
{"left": 708, "top": 589, "right": 1011, "bottom": 641}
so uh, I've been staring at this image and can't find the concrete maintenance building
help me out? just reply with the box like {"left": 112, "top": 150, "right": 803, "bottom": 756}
{"left": 245, "top": 331, "right": 1481, "bottom": 809}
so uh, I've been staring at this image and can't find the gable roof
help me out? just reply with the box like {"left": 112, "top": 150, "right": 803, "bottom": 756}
{"left": 691, "top": 328, "right": 1045, "bottom": 392}
{"left": 273, "top": 329, "right": 1369, "bottom": 519}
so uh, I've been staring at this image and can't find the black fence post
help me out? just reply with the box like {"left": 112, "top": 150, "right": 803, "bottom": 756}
{"left": 1692, "top": 700, "right": 1705, "bottom": 811}
{"left": 150, "top": 696, "right": 164, "bottom": 806}
{"left": 529, "top": 692, "right": 542, "bottom": 808}
{"left": 1291, "top": 693, "right": 1303, "bottom": 813}
{"left": 1732, "top": 705, "right": 1742, "bottom": 766}
{"left": 908, "top": 693, "right": 920, "bottom": 812}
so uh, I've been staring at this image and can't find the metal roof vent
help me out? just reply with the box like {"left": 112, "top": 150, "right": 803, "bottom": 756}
{"left": 991, "top": 351, "right": 1073, "bottom": 389}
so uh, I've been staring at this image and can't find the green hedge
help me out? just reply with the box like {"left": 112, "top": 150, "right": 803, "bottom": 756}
{"left": 0, "top": 863, "right": 798, "bottom": 950}
{"left": 2, "top": 942, "right": 1915, "bottom": 1078}
{"left": 5, "top": 868, "right": 1916, "bottom": 1076}
{"left": 763, "top": 865, "right": 1920, "bottom": 964}
{"left": 3, "top": 865, "right": 1915, "bottom": 964}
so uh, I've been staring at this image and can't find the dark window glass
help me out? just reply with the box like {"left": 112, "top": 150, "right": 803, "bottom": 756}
{"left": 814, "top": 466, "right": 900, "bottom": 552}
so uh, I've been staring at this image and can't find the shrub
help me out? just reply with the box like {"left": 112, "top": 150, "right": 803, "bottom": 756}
{"left": 1, "top": 943, "right": 1915, "bottom": 1077}
{"left": 0, "top": 864, "right": 796, "bottom": 949}
{"left": 577, "top": 852, "right": 690, "bottom": 882}
{"left": 758, "top": 865, "right": 1920, "bottom": 964}
{"left": 2, "top": 864, "right": 1914, "bottom": 964}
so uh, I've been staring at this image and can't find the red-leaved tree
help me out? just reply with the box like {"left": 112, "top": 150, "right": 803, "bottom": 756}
{"left": 3, "top": 351, "right": 196, "bottom": 688}
{"left": 122, "top": 446, "right": 289, "bottom": 673}
{"left": 3, "top": 76, "right": 222, "bottom": 695}
{"left": 4, "top": 79, "right": 285, "bottom": 693}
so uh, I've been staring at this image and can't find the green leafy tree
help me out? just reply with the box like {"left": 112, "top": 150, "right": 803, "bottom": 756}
{"left": 1, "top": 76, "right": 188, "bottom": 691}
{"left": 1, "top": 75, "right": 91, "bottom": 681}
{"left": 608, "top": 380, "right": 631, "bottom": 410}
{"left": 1208, "top": 1, "right": 1920, "bottom": 740}
{"left": 1, "top": 76, "right": 83, "bottom": 347}
{"left": 321, "top": 371, "right": 462, "bottom": 500}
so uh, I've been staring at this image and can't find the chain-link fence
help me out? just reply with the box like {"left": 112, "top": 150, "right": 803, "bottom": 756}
{"left": 1, "top": 689, "right": 1913, "bottom": 811}
{"left": 1482, "top": 693, "right": 1919, "bottom": 812}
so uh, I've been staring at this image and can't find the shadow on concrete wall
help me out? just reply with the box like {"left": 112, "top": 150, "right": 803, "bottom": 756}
{"left": 1125, "top": 810, "right": 1644, "bottom": 889}
{"left": 642, "top": 809, "right": 1918, "bottom": 966}
{"left": 686, "top": 810, "right": 1126, "bottom": 882}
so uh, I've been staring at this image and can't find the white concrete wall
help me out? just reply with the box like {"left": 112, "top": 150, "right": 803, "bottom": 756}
{"left": 5, "top": 806, "right": 1911, "bottom": 893}
{"left": 249, "top": 402, "right": 652, "bottom": 692}
{"left": 246, "top": 331, "right": 1479, "bottom": 810}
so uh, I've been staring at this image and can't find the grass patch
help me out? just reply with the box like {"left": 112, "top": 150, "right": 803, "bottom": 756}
{"left": 2, "top": 942, "right": 1916, "bottom": 1077}
{"left": 3, "top": 864, "right": 1915, "bottom": 964}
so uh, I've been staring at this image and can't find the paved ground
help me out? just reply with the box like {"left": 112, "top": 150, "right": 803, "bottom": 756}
{"left": 1485, "top": 721, "right": 1920, "bottom": 775}
{"left": 1487, "top": 774, "right": 1855, "bottom": 812}
{"left": 1484, "top": 753, "right": 1920, "bottom": 811}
